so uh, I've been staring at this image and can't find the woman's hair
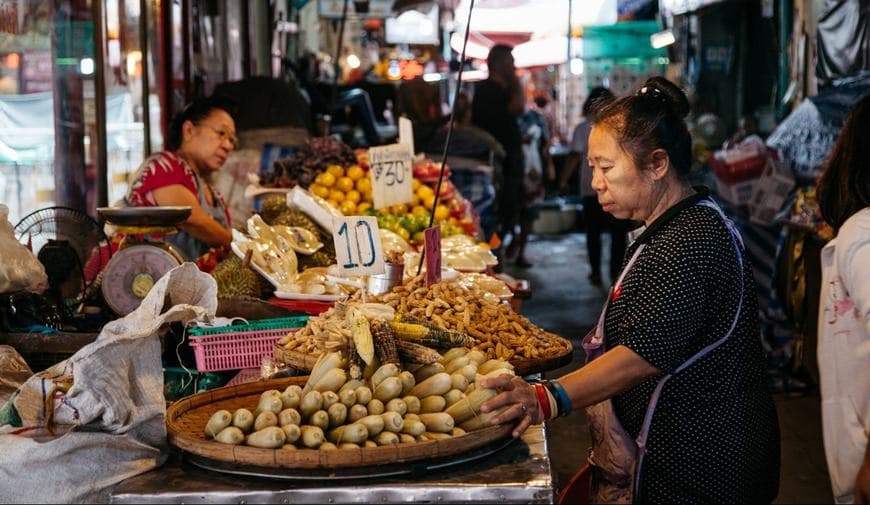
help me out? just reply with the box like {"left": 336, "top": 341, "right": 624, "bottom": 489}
{"left": 582, "top": 87, "right": 615, "bottom": 117}
{"left": 593, "top": 77, "right": 693, "bottom": 180}
{"left": 166, "top": 95, "right": 238, "bottom": 151}
{"left": 816, "top": 94, "right": 870, "bottom": 232}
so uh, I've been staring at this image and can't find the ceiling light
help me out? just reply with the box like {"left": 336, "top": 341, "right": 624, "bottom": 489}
{"left": 650, "top": 29, "right": 675, "bottom": 49}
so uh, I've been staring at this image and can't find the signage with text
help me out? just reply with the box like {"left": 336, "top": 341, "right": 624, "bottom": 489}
{"left": 331, "top": 216, "right": 385, "bottom": 277}
{"left": 368, "top": 143, "right": 413, "bottom": 210}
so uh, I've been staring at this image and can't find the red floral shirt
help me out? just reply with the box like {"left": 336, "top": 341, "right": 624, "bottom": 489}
{"left": 126, "top": 151, "right": 232, "bottom": 228}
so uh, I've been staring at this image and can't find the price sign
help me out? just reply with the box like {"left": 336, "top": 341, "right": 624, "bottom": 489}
{"left": 398, "top": 117, "right": 415, "bottom": 154}
{"left": 331, "top": 216, "right": 386, "bottom": 277}
{"left": 423, "top": 226, "right": 441, "bottom": 287}
{"left": 368, "top": 143, "right": 413, "bottom": 210}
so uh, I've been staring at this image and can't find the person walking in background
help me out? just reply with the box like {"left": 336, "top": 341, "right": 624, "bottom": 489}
{"left": 559, "top": 87, "right": 630, "bottom": 285}
{"left": 472, "top": 44, "right": 525, "bottom": 253}
{"left": 815, "top": 94, "right": 870, "bottom": 505}
{"left": 508, "top": 102, "right": 551, "bottom": 267}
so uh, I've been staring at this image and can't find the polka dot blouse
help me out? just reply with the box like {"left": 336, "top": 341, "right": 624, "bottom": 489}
{"left": 604, "top": 192, "right": 781, "bottom": 504}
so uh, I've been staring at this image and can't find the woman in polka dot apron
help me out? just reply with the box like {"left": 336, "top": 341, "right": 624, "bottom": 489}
{"left": 481, "top": 77, "right": 781, "bottom": 503}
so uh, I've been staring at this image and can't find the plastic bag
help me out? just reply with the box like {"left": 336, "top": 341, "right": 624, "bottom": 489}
{"left": 0, "top": 204, "right": 48, "bottom": 295}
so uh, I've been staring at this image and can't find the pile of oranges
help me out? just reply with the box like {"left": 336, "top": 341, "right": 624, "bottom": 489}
{"left": 308, "top": 164, "right": 371, "bottom": 216}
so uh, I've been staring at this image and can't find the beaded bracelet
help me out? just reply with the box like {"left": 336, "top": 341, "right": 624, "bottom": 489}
{"left": 547, "top": 379, "right": 573, "bottom": 417}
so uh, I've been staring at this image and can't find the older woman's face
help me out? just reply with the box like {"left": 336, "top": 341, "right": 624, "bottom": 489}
{"left": 183, "top": 109, "right": 236, "bottom": 174}
{"left": 588, "top": 124, "right": 657, "bottom": 222}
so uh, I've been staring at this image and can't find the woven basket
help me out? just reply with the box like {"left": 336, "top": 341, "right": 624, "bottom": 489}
{"left": 166, "top": 376, "right": 513, "bottom": 469}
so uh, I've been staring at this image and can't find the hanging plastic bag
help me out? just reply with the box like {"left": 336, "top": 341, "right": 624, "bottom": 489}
{"left": 0, "top": 204, "right": 48, "bottom": 295}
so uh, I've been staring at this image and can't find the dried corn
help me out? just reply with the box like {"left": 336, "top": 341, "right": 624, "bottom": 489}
{"left": 370, "top": 319, "right": 400, "bottom": 365}
{"left": 395, "top": 340, "right": 443, "bottom": 364}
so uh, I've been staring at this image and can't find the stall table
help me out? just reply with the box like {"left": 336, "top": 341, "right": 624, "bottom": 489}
{"left": 110, "top": 422, "right": 554, "bottom": 504}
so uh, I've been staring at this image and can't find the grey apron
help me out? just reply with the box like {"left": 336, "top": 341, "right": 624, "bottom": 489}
{"left": 166, "top": 171, "right": 229, "bottom": 261}
{"left": 581, "top": 199, "right": 745, "bottom": 504}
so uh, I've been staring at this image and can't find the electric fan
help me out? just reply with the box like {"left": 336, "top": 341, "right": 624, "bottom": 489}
{"left": 14, "top": 207, "right": 112, "bottom": 326}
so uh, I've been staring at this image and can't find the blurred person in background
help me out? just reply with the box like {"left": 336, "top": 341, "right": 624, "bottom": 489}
{"left": 472, "top": 44, "right": 525, "bottom": 253}
{"left": 560, "top": 87, "right": 630, "bottom": 285}
{"left": 124, "top": 96, "right": 236, "bottom": 265}
{"left": 815, "top": 93, "right": 870, "bottom": 505}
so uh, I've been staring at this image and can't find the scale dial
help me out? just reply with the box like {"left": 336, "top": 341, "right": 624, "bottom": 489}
{"left": 101, "top": 244, "right": 182, "bottom": 315}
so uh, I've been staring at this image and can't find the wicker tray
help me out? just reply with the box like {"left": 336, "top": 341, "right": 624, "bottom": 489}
{"left": 166, "top": 376, "right": 514, "bottom": 469}
{"left": 273, "top": 334, "right": 573, "bottom": 377}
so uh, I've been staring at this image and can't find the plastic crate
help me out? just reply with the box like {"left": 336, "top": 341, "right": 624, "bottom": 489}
{"left": 187, "top": 316, "right": 309, "bottom": 336}
{"left": 188, "top": 316, "right": 308, "bottom": 372}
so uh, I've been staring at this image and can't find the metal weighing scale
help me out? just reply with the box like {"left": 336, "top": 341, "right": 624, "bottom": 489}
{"left": 97, "top": 206, "right": 192, "bottom": 316}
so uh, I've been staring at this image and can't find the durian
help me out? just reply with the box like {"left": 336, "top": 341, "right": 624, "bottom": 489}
{"left": 259, "top": 195, "right": 289, "bottom": 224}
{"left": 211, "top": 255, "right": 263, "bottom": 299}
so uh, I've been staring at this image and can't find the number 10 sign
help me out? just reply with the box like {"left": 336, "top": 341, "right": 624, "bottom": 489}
{"left": 368, "top": 143, "right": 413, "bottom": 210}
{"left": 331, "top": 216, "right": 385, "bottom": 277}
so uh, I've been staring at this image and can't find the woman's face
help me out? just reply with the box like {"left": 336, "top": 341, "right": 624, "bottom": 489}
{"left": 588, "top": 124, "right": 660, "bottom": 223}
{"left": 182, "top": 109, "right": 236, "bottom": 174}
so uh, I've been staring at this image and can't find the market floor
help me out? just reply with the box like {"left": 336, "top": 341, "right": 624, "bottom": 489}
{"left": 502, "top": 232, "right": 832, "bottom": 504}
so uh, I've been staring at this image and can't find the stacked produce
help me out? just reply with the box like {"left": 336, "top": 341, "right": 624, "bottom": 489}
{"left": 210, "top": 254, "right": 272, "bottom": 299}
{"left": 261, "top": 137, "right": 357, "bottom": 188}
{"left": 369, "top": 277, "right": 571, "bottom": 362}
{"left": 259, "top": 195, "right": 337, "bottom": 269}
{"left": 206, "top": 327, "right": 517, "bottom": 449}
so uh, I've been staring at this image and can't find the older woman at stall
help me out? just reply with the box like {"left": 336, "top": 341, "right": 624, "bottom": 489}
{"left": 125, "top": 96, "right": 237, "bottom": 262}
{"left": 480, "top": 77, "right": 781, "bottom": 503}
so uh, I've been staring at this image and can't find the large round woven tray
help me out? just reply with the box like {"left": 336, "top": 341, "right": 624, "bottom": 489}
{"left": 167, "top": 376, "right": 514, "bottom": 469}
{"left": 274, "top": 334, "right": 573, "bottom": 377}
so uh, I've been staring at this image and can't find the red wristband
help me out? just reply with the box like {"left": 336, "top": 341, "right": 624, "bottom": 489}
{"left": 534, "top": 383, "right": 552, "bottom": 420}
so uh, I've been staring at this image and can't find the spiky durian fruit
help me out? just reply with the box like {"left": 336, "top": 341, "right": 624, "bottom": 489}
{"left": 211, "top": 255, "right": 263, "bottom": 299}
{"left": 259, "top": 195, "right": 290, "bottom": 224}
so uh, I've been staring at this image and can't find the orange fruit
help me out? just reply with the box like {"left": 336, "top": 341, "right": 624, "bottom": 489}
{"left": 356, "top": 202, "right": 372, "bottom": 214}
{"left": 336, "top": 176, "right": 355, "bottom": 193}
{"left": 339, "top": 200, "right": 357, "bottom": 215}
{"left": 422, "top": 194, "right": 436, "bottom": 210}
{"left": 412, "top": 178, "right": 421, "bottom": 191}
{"left": 411, "top": 205, "right": 427, "bottom": 215}
{"left": 355, "top": 177, "right": 372, "bottom": 194}
{"left": 416, "top": 185, "right": 435, "bottom": 200}
{"left": 345, "top": 190, "right": 361, "bottom": 204}
{"left": 347, "top": 165, "right": 365, "bottom": 181}
{"left": 309, "top": 183, "right": 329, "bottom": 199}
{"left": 329, "top": 189, "right": 345, "bottom": 203}
{"left": 326, "top": 165, "right": 345, "bottom": 178}
{"left": 391, "top": 203, "right": 409, "bottom": 215}
{"left": 434, "top": 204, "right": 449, "bottom": 221}
{"left": 316, "top": 172, "right": 336, "bottom": 187}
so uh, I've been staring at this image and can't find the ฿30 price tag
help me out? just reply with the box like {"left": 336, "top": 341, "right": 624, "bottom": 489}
{"left": 368, "top": 143, "right": 413, "bottom": 210}
{"left": 331, "top": 216, "right": 385, "bottom": 277}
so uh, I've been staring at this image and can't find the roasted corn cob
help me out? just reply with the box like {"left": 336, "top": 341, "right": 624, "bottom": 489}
{"left": 394, "top": 340, "right": 443, "bottom": 365}
{"left": 346, "top": 338, "right": 364, "bottom": 380}
{"left": 391, "top": 315, "right": 476, "bottom": 349}
{"left": 370, "top": 319, "right": 400, "bottom": 365}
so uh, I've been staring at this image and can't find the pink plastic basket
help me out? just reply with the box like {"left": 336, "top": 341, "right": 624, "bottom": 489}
{"left": 189, "top": 328, "right": 298, "bottom": 372}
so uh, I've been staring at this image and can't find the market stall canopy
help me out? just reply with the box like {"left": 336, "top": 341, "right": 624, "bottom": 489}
{"left": 449, "top": 0, "right": 617, "bottom": 67}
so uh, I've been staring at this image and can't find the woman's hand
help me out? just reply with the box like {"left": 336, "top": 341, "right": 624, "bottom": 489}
{"left": 478, "top": 374, "right": 542, "bottom": 438}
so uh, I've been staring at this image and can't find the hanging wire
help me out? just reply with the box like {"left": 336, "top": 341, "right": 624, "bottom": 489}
{"left": 417, "top": 0, "right": 477, "bottom": 276}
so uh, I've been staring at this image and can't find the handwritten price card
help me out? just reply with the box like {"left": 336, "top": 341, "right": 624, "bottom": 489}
{"left": 368, "top": 143, "right": 413, "bottom": 210}
{"left": 331, "top": 216, "right": 385, "bottom": 277}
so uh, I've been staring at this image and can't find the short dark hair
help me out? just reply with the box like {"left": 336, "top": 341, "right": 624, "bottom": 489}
{"left": 816, "top": 93, "right": 870, "bottom": 232}
{"left": 593, "top": 77, "right": 693, "bottom": 179}
{"left": 487, "top": 44, "right": 514, "bottom": 68}
{"left": 583, "top": 87, "right": 615, "bottom": 117}
{"left": 166, "top": 95, "right": 238, "bottom": 150}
